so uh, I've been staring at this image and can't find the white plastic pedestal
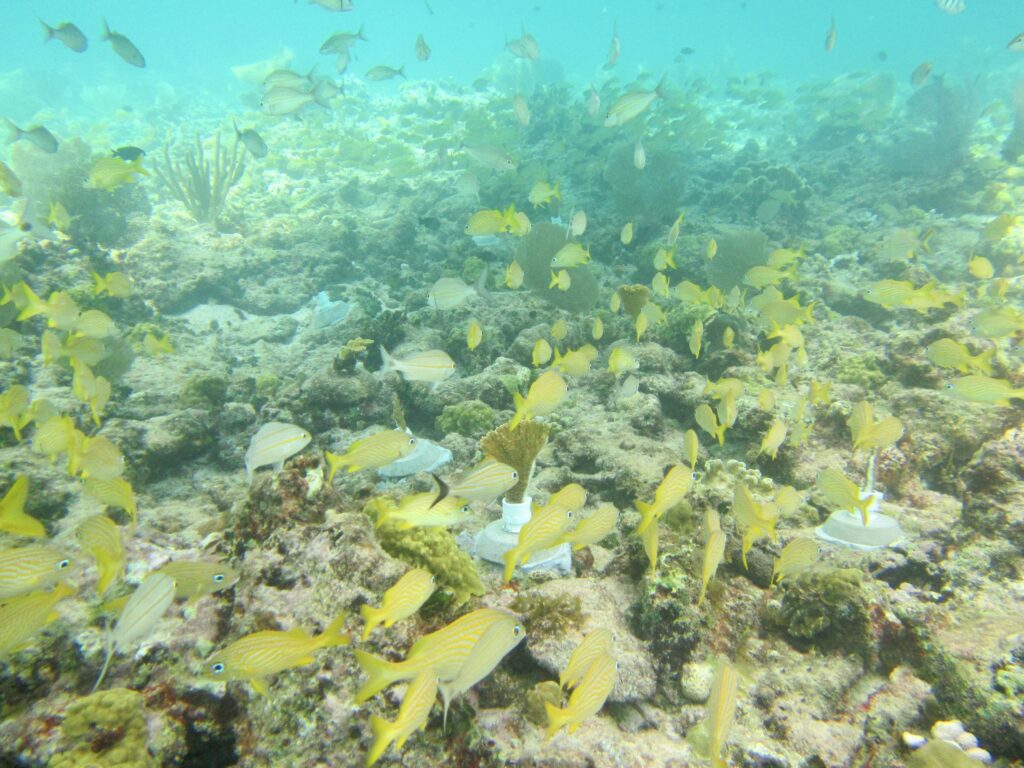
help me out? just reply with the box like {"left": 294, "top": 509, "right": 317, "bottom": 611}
{"left": 816, "top": 491, "right": 904, "bottom": 550}
{"left": 474, "top": 495, "right": 571, "bottom": 576}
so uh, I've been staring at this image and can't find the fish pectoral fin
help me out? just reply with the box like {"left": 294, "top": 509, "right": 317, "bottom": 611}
{"left": 249, "top": 677, "right": 270, "bottom": 696}
{"left": 294, "top": 655, "right": 317, "bottom": 666}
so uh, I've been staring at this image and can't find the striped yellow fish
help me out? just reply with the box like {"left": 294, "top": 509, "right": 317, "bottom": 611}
{"left": 377, "top": 492, "right": 471, "bottom": 530}
{"left": 708, "top": 662, "right": 738, "bottom": 768}
{"left": 0, "top": 582, "right": 76, "bottom": 657}
{"left": 698, "top": 527, "right": 726, "bottom": 607}
{"left": 816, "top": 467, "right": 873, "bottom": 525}
{"left": 695, "top": 403, "right": 726, "bottom": 445}
{"left": 0, "top": 475, "right": 45, "bottom": 537}
{"left": 532, "top": 339, "right": 552, "bottom": 367}
{"left": 640, "top": 516, "right": 658, "bottom": 573}
{"left": 78, "top": 435, "right": 126, "bottom": 480}
{"left": 438, "top": 617, "right": 524, "bottom": 723}
{"left": 946, "top": 375, "right": 1024, "bottom": 407}
{"left": 559, "top": 629, "right": 614, "bottom": 689}
{"left": 361, "top": 568, "right": 435, "bottom": 640}
{"left": 76, "top": 515, "right": 124, "bottom": 595}
{"left": 245, "top": 422, "right": 312, "bottom": 482}
{"left": 326, "top": 429, "right": 416, "bottom": 481}
{"left": 354, "top": 608, "right": 512, "bottom": 702}
{"left": 446, "top": 458, "right": 518, "bottom": 503}
{"left": 83, "top": 477, "right": 137, "bottom": 528}
{"left": 206, "top": 610, "right": 350, "bottom": 696}
{"left": 503, "top": 504, "right": 575, "bottom": 583}
{"left": 772, "top": 538, "right": 819, "bottom": 584}
{"left": 0, "top": 544, "right": 71, "bottom": 598}
{"left": 683, "top": 429, "right": 699, "bottom": 469}
{"left": 510, "top": 371, "right": 568, "bottom": 430}
{"left": 467, "top": 319, "right": 483, "bottom": 350}
{"left": 380, "top": 346, "right": 456, "bottom": 384}
{"left": 758, "top": 419, "right": 788, "bottom": 461}
{"left": 635, "top": 465, "right": 695, "bottom": 534}
{"left": 560, "top": 503, "right": 618, "bottom": 551}
{"left": 545, "top": 652, "right": 617, "bottom": 736}
{"left": 95, "top": 573, "right": 176, "bottom": 690}
{"left": 733, "top": 484, "right": 778, "bottom": 569}
{"left": 847, "top": 401, "right": 903, "bottom": 452}
{"left": 367, "top": 670, "right": 438, "bottom": 767}
{"left": 154, "top": 559, "right": 240, "bottom": 602}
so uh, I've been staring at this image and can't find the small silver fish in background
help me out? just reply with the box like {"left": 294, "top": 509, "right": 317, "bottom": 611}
{"left": 101, "top": 18, "right": 145, "bottom": 68}
{"left": 260, "top": 87, "right": 327, "bottom": 116}
{"left": 320, "top": 27, "right": 367, "bottom": 54}
{"left": 335, "top": 50, "right": 350, "bottom": 74}
{"left": 379, "top": 347, "right": 455, "bottom": 383}
{"left": 586, "top": 85, "right": 601, "bottom": 118}
{"left": 428, "top": 270, "right": 488, "bottom": 309}
{"left": 262, "top": 68, "right": 314, "bottom": 90}
{"left": 244, "top": 422, "right": 312, "bottom": 482}
{"left": 40, "top": 19, "right": 88, "bottom": 53}
{"left": 366, "top": 65, "right": 405, "bottom": 82}
{"left": 309, "top": 0, "right": 354, "bottom": 10}
{"left": 1009, "top": 32, "right": 1024, "bottom": 51}
{"left": 505, "top": 24, "right": 540, "bottom": 60}
{"left": 93, "top": 572, "right": 176, "bottom": 691}
{"left": 313, "top": 79, "right": 343, "bottom": 104}
{"left": 233, "top": 120, "right": 268, "bottom": 158}
{"left": 2, "top": 119, "right": 58, "bottom": 153}
{"left": 603, "top": 24, "right": 620, "bottom": 70}
{"left": 462, "top": 142, "right": 517, "bottom": 172}
{"left": 633, "top": 137, "right": 646, "bottom": 170}
{"left": 415, "top": 33, "right": 431, "bottom": 61}
{"left": 935, "top": 0, "right": 965, "bottom": 13}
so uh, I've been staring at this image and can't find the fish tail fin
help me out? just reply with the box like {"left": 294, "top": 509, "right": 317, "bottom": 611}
{"left": 654, "top": 73, "right": 668, "bottom": 98}
{"left": 365, "top": 714, "right": 396, "bottom": 767}
{"left": 130, "top": 156, "right": 150, "bottom": 176}
{"left": 1, "top": 118, "right": 21, "bottom": 144}
{"left": 0, "top": 476, "right": 44, "bottom": 537}
{"left": 379, "top": 344, "right": 394, "bottom": 373}
{"left": 635, "top": 500, "right": 653, "bottom": 533}
{"left": 91, "top": 619, "right": 114, "bottom": 692}
{"left": 716, "top": 424, "right": 726, "bottom": 446}
{"left": 14, "top": 282, "right": 48, "bottom": 320}
{"left": 312, "top": 86, "right": 332, "bottom": 110}
{"left": 358, "top": 25, "right": 368, "bottom": 42}
{"left": 317, "top": 610, "right": 351, "bottom": 649}
{"left": 40, "top": 19, "right": 54, "bottom": 42}
{"left": 325, "top": 451, "right": 348, "bottom": 483}
{"left": 976, "top": 347, "right": 996, "bottom": 376}
{"left": 441, "top": 683, "right": 453, "bottom": 732}
{"left": 354, "top": 649, "right": 400, "bottom": 703}
{"left": 549, "top": 270, "right": 558, "bottom": 289}
{"left": 91, "top": 271, "right": 106, "bottom": 295}
{"left": 473, "top": 265, "right": 490, "bottom": 299}
{"left": 360, "top": 604, "right": 382, "bottom": 640}
{"left": 502, "top": 547, "right": 520, "bottom": 583}
{"left": 397, "top": 65, "right": 406, "bottom": 79}
{"left": 510, "top": 393, "right": 526, "bottom": 430}
{"left": 428, "top": 473, "right": 449, "bottom": 509}
{"left": 100, "top": 17, "right": 111, "bottom": 41}
{"left": 232, "top": 117, "right": 241, "bottom": 138}
{"left": 553, "top": 181, "right": 561, "bottom": 199}
{"left": 544, "top": 701, "right": 567, "bottom": 739}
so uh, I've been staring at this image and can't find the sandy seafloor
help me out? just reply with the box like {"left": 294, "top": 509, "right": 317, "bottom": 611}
{"left": 1, "top": 52, "right": 1024, "bottom": 768}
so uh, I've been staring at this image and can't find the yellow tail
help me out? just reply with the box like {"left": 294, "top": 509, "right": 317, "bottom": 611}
{"left": 315, "top": 610, "right": 350, "bottom": 649}
{"left": 365, "top": 714, "right": 396, "bottom": 767}
{"left": 509, "top": 393, "right": 527, "bottom": 430}
{"left": 635, "top": 500, "right": 655, "bottom": 534}
{"left": 325, "top": 451, "right": 350, "bottom": 483}
{"left": 354, "top": 649, "right": 400, "bottom": 703}
{"left": 360, "top": 604, "right": 383, "bottom": 641}
{"left": 544, "top": 701, "right": 567, "bottom": 739}
{"left": 502, "top": 547, "right": 521, "bottom": 583}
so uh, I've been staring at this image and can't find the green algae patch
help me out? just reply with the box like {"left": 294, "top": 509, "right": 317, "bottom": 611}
{"left": 510, "top": 591, "right": 585, "bottom": 641}
{"left": 50, "top": 687, "right": 156, "bottom": 768}
{"left": 374, "top": 519, "right": 484, "bottom": 606}
{"left": 777, "top": 568, "right": 871, "bottom": 658}
{"left": 436, "top": 399, "right": 496, "bottom": 438}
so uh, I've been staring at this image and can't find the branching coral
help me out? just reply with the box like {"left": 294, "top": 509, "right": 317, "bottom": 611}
{"left": 480, "top": 420, "right": 549, "bottom": 503}
{"left": 153, "top": 133, "right": 245, "bottom": 225}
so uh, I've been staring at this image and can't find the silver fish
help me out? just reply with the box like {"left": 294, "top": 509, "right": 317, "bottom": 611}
{"left": 262, "top": 68, "right": 314, "bottom": 90}
{"left": 320, "top": 27, "right": 366, "bottom": 54}
{"left": 260, "top": 86, "right": 327, "bottom": 116}
{"left": 245, "top": 422, "right": 312, "bottom": 481}
{"left": 40, "top": 20, "right": 88, "bottom": 53}
{"left": 3, "top": 119, "right": 58, "bottom": 154}
{"left": 233, "top": 120, "right": 268, "bottom": 159}
{"left": 100, "top": 18, "right": 145, "bottom": 68}
{"left": 366, "top": 65, "right": 405, "bottom": 82}
{"left": 309, "top": 0, "right": 354, "bottom": 9}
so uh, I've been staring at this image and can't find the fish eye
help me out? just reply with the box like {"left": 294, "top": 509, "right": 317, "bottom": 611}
{"left": 210, "top": 662, "right": 225, "bottom": 675}
{"left": 429, "top": 575, "right": 436, "bottom": 584}
{"left": 513, "top": 624, "right": 523, "bottom": 636}
{"left": 57, "top": 559, "right": 70, "bottom": 570}
{"left": 567, "top": 510, "right": 574, "bottom": 518}
{"left": 408, "top": 437, "right": 417, "bottom": 445}
{"left": 213, "top": 573, "right": 226, "bottom": 583}
{"left": 510, "top": 471, "right": 519, "bottom": 480}
{"left": 461, "top": 505, "right": 471, "bottom": 513}
{"left": 944, "top": 382, "right": 954, "bottom": 390}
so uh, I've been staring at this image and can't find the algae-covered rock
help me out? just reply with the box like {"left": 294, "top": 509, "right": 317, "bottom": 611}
{"left": 374, "top": 518, "right": 484, "bottom": 605}
{"left": 960, "top": 426, "right": 1024, "bottom": 548}
{"left": 50, "top": 687, "right": 156, "bottom": 768}
{"left": 436, "top": 399, "right": 497, "bottom": 438}
{"left": 778, "top": 568, "right": 871, "bottom": 658}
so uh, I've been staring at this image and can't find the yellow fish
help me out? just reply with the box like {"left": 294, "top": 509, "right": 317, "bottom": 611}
{"left": 666, "top": 212, "right": 684, "bottom": 246}
{"left": 326, "top": 430, "right": 417, "bottom": 480}
{"left": 464, "top": 209, "right": 508, "bottom": 236}
{"left": 366, "top": 670, "right": 438, "bottom": 767}
{"left": 545, "top": 652, "right": 617, "bottom": 736}
{"left": 652, "top": 271, "right": 670, "bottom": 298}
{"left": 551, "top": 243, "right": 590, "bottom": 269}
{"left": 847, "top": 400, "right": 904, "bottom": 452}
{"left": 772, "top": 538, "right": 819, "bottom": 585}
{"left": 467, "top": 319, "right": 483, "bottom": 351}
{"left": 620, "top": 222, "right": 634, "bottom": 245}
{"left": 817, "top": 467, "right": 873, "bottom": 525}
{"left": 361, "top": 568, "right": 435, "bottom": 640}
{"left": 946, "top": 375, "right": 1024, "bottom": 407}
{"left": 47, "top": 201, "right": 71, "bottom": 233}
{"left": 560, "top": 503, "right": 618, "bottom": 551}
{"left": 0, "top": 384, "right": 31, "bottom": 441}
{"left": 926, "top": 339, "right": 994, "bottom": 375}
{"left": 510, "top": 371, "right": 568, "bottom": 429}
{"left": 380, "top": 347, "right": 456, "bottom": 383}
{"left": 143, "top": 332, "right": 174, "bottom": 356}
{"left": 529, "top": 181, "right": 560, "bottom": 208}
{"left": 689, "top": 318, "right": 703, "bottom": 359}
{"left": 549, "top": 269, "right": 571, "bottom": 291}
{"left": 722, "top": 325, "right": 735, "bottom": 349}
{"left": 76, "top": 515, "right": 124, "bottom": 595}
{"left": 83, "top": 477, "right": 138, "bottom": 528}
{"left": 446, "top": 458, "right": 518, "bottom": 502}
{"left": 653, "top": 246, "right": 676, "bottom": 271}
{"left": 0, "top": 475, "right": 45, "bottom": 537}
{"left": 695, "top": 403, "right": 726, "bottom": 445}
{"left": 982, "top": 213, "right": 1020, "bottom": 241}
{"left": 635, "top": 465, "right": 695, "bottom": 534}
{"left": 505, "top": 260, "right": 524, "bottom": 289}
{"left": 154, "top": 559, "right": 239, "bottom": 602}
{"left": 0, "top": 160, "right": 22, "bottom": 197}
{"left": 707, "top": 238, "right": 717, "bottom": 260}
{"left": 550, "top": 345, "right": 596, "bottom": 378}
{"left": 708, "top": 662, "right": 739, "bottom": 768}
{"left": 758, "top": 419, "right": 787, "bottom": 460}
{"left": 592, "top": 316, "right": 603, "bottom": 340}
{"left": 558, "top": 629, "right": 614, "bottom": 689}
{"left": 206, "top": 611, "right": 350, "bottom": 695}
{"left": 504, "top": 503, "right": 575, "bottom": 582}
{"left": 743, "top": 265, "right": 795, "bottom": 290}
{"left": 87, "top": 156, "right": 149, "bottom": 191}
{"left": 551, "top": 319, "right": 568, "bottom": 341}
{"left": 532, "top": 338, "right": 553, "bottom": 367}
{"left": 733, "top": 484, "right": 779, "bottom": 568}
{"left": 682, "top": 429, "right": 699, "bottom": 468}
{"left": 0, "top": 544, "right": 71, "bottom": 598}
{"left": 967, "top": 254, "right": 994, "bottom": 280}
{"left": 809, "top": 379, "right": 832, "bottom": 406}
{"left": 378, "top": 492, "right": 471, "bottom": 530}
{"left": 0, "top": 582, "right": 76, "bottom": 657}
{"left": 970, "top": 307, "right": 1024, "bottom": 338}
{"left": 607, "top": 347, "right": 639, "bottom": 375}
{"left": 698, "top": 522, "right": 725, "bottom": 606}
